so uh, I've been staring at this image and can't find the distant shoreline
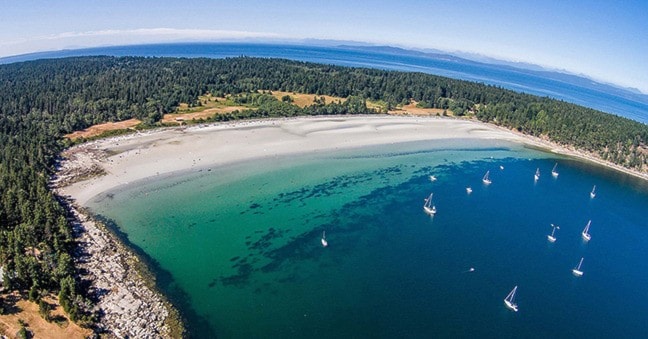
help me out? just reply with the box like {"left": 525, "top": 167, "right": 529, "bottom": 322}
{"left": 500, "top": 124, "right": 648, "bottom": 183}
{"left": 53, "top": 114, "right": 647, "bottom": 336}
{"left": 3, "top": 43, "right": 647, "bottom": 124}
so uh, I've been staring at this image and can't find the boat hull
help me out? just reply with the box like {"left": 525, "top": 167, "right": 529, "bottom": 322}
{"left": 423, "top": 206, "right": 436, "bottom": 215}
{"left": 572, "top": 269, "right": 583, "bottom": 276}
{"left": 504, "top": 300, "right": 518, "bottom": 312}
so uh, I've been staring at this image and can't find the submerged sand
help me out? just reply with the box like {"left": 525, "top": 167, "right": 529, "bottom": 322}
{"left": 53, "top": 115, "right": 647, "bottom": 336}
{"left": 57, "top": 116, "right": 531, "bottom": 205}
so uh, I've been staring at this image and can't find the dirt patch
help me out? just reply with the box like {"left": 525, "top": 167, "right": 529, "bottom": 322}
{"left": 163, "top": 93, "right": 251, "bottom": 124}
{"left": 389, "top": 100, "right": 449, "bottom": 116}
{"left": 264, "top": 91, "right": 347, "bottom": 108}
{"left": 64, "top": 118, "right": 141, "bottom": 140}
{"left": 179, "top": 93, "right": 230, "bottom": 111}
{"left": 0, "top": 292, "right": 92, "bottom": 339}
{"left": 162, "top": 106, "right": 248, "bottom": 124}
{"left": 63, "top": 94, "right": 424, "bottom": 140}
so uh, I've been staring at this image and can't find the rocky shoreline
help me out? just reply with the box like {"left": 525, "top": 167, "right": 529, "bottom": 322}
{"left": 61, "top": 203, "right": 183, "bottom": 338}
{"left": 54, "top": 145, "right": 184, "bottom": 338}
{"left": 51, "top": 116, "right": 647, "bottom": 338}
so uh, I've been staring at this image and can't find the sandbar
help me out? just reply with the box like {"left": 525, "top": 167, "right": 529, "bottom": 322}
{"left": 55, "top": 115, "right": 644, "bottom": 206}
{"left": 53, "top": 114, "right": 647, "bottom": 336}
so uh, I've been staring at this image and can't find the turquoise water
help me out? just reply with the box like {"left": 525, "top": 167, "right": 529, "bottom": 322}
{"left": 88, "top": 139, "right": 648, "bottom": 338}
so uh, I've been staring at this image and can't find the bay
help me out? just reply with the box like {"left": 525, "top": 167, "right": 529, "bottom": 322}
{"left": 88, "top": 139, "right": 648, "bottom": 338}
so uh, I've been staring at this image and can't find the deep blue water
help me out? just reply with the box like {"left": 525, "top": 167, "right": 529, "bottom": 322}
{"left": 2, "top": 43, "right": 647, "bottom": 124}
{"left": 88, "top": 140, "right": 648, "bottom": 338}
{"left": 11, "top": 41, "right": 644, "bottom": 336}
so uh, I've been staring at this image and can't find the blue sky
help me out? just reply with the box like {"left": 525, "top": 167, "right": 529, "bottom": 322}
{"left": 1, "top": 0, "right": 647, "bottom": 93}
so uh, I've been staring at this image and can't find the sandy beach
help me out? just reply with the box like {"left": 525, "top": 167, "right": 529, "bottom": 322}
{"left": 58, "top": 114, "right": 648, "bottom": 205}
{"left": 57, "top": 115, "right": 533, "bottom": 205}
{"left": 53, "top": 114, "right": 647, "bottom": 336}
{"left": 56, "top": 115, "right": 536, "bottom": 337}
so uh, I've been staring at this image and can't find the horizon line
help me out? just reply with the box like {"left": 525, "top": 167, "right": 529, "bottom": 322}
{"left": 1, "top": 37, "right": 647, "bottom": 96}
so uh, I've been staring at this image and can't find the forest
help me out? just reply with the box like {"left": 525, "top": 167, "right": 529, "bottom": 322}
{"left": 0, "top": 56, "right": 646, "bottom": 325}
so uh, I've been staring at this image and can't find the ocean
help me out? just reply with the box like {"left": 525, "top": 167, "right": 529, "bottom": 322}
{"left": 88, "top": 139, "right": 648, "bottom": 338}
{"left": 2, "top": 43, "right": 648, "bottom": 124}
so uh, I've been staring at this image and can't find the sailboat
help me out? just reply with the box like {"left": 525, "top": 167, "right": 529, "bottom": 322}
{"left": 321, "top": 231, "right": 328, "bottom": 247}
{"left": 429, "top": 175, "right": 437, "bottom": 182}
{"left": 466, "top": 186, "right": 473, "bottom": 194}
{"left": 572, "top": 257, "right": 584, "bottom": 276}
{"left": 551, "top": 163, "right": 559, "bottom": 178}
{"left": 534, "top": 168, "right": 540, "bottom": 181}
{"left": 590, "top": 185, "right": 596, "bottom": 199}
{"left": 547, "top": 223, "right": 559, "bottom": 242}
{"left": 482, "top": 170, "right": 492, "bottom": 185}
{"left": 581, "top": 220, "right": 592, "bottom": 241}
{"left": 504, "top": 286, "right": 519, "bottom": 312}
{"left": 423, "top": 193, "right": 437, "bottom": 215}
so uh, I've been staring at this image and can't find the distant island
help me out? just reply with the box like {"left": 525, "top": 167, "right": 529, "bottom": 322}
{"left": 0, "top": 55, "right": 646, "bottom": 337}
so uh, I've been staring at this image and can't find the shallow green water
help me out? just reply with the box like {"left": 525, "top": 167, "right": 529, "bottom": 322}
{"left": 88, "top": 138, "right": 648, "bottom": 338}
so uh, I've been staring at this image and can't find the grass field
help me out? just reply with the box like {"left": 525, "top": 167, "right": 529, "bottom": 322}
{"left": 64, "top": 118, "right": 141, "bottom": 140}
{"left": 389, "top": 100, "right": 451, "bottom": 116}
{"left": 0, "top": 292, "right": 92, "bottom": 339}
{"left": 264, "top": 90, "right": 347, "bottom": 107}
{"left": 64, "top": 94, "right": 452, "bottom": 140}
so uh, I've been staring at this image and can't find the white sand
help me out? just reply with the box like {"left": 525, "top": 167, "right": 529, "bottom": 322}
{"left": 55, "top": 116, "right": 540, "bottom": 205}
{"left": 52, "top": 114, "right": 646, "bottom": 337}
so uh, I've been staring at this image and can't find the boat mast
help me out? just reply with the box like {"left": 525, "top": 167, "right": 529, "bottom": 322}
{"left": 483, "top": 170, "right": 491, "bottom": 184}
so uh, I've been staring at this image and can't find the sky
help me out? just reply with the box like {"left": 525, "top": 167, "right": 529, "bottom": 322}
{"left": 1, "top": 0, "right": 647, "bottom": 93}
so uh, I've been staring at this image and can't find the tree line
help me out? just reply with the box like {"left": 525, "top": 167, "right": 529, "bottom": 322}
{"left": 0, "top": 56, "right": 646, "bottom": 326}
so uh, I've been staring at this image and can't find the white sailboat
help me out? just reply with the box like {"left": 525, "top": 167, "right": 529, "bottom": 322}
{"left": 581, "top": 220, "right": 592, "bottom": 241}
{"left": 482, "top": 170, "right": 492, "bottom": 185}
{"left": 466, "top": 186, "right": 473, "bottom": 194}
{"left": 590, "top": 185, "right": 596, "bottom": 199}
{"left": 321, "top": 231, "right": 328, "bottom": 247}
{"left": 504, "top": 286, "right": 518, "bottom": 312}
{"left": 429, "top": 175, "right": 437, "bottom": 182}
{"left": 551, "top": 163, "right": 559, "bottom": 178}
{"left": 572, "top": 257, "right": 584, "bottom": 276}
{"left": 534, "top": 168, "right": 540, "bottom": 181}
{"left": 423, "top": 193, "right": 437, "bottom": 215}
{"left": 547, "top": 223, "right": 559, "bottom": 242}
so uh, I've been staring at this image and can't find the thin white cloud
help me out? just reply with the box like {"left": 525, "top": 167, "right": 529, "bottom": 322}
{"left": 0, "top": 28, "right": 280, "bottom": 57}
{"left": 44, "top": 28, "right": 279, "bottom": 40}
